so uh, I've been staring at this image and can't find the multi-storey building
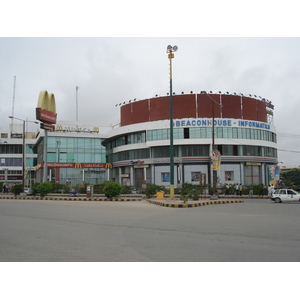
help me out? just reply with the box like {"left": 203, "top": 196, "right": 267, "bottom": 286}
{"left": 103, "top": 92, "right": 277, "bottom": 188}
{"left": 0, "top": 123, "right": 37, "bottom": 187}
{"left": 1, "top": 92, "right": 277, "bottom": 190}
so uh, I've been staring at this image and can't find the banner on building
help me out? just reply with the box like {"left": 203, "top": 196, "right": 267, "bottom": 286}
{"left": 269, "top": 165, "right": 280, "bottom": 186}
{"left": 211, "top": 149, "right": 221, "bottom": 171}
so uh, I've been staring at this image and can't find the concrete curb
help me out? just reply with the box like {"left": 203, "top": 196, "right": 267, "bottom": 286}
{"left": 0, "top": 196, "right": 244, "bottom": 207}
{"left": 0, "top": 196, "right": 142, "bottom": 202}
{"left": 147, "top": 199, "right": 244, "bottom": 208}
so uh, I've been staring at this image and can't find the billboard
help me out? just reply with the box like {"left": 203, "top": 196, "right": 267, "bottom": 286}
{"left": 36, "top": 90, "right": 57, "bottom": 124}
{"left": 211, "top": 149, "right": 221, "bottom": 171}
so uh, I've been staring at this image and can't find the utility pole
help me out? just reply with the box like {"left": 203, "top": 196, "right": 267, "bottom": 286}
{"left": 76, "top": 86, "right": 79, "bottom": 122}
{"left": 11, "top": 76, "right": 16, "bottom": 131}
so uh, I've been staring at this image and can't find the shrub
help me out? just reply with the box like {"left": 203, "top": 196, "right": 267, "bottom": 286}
{"left": 52, "top": 183, "right": 65, "bottom": 193}
{"left": 93, "top": 183, "right": 105, "bottom": 194}
{"left": 180, "top": 194, "right": 189, "bottom": 203}
{"left": 121, "top": 185, "right": 134, "bottom": 194}
{"left": 79, "top": 186, "right": 87, "bottom": 194}
{"left": 191, "top": 189, "right": 200, "bottom": 200}
{"left": 144, "top": 183, "right": 158, "bottom": 198}
{"left": 37, "top": 182, "right": 53, "bottom": 196}
{"left": 180, "top": 183, "right": 205, "bottom": 201}
{"left": 11, "top": 184, "right": 23, "bottom": 196}
{"left": 103, "top": 181, "right": 122, "bottom": 199}
{"left": 63, "top": 184, "right": 70, "bottom": 193}
{"left": 134, "top": 183, "right": 142, "bottom": 194}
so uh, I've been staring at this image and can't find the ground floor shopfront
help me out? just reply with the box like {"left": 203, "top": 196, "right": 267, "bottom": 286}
{"left": 35, "top": 162, "right": 112, "bottom": 185}
{"left": 111, "top": 157, "right": 277, "bottom": 189}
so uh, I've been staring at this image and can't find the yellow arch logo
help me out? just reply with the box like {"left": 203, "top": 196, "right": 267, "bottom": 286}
{"left": 105, "top": 163, "right": 112, "bottom": 169}
{"left": 74, "top": 163, "right": 82, "bottom": 168}
{"left": 92, "top": 127, "right": 99, "bottom": 133}
{"left": 37, "top": 91, "right": 56, "bottom": 113}
{"left": 36, "top": 90, "right": 57, "bottom": 124}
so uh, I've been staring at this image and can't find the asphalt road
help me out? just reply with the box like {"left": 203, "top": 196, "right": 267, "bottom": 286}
{"left": 1, "top": 198, "right": 300, "bottom": 262}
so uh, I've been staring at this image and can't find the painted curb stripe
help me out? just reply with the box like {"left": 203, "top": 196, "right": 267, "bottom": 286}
{"left": 147, "top": 200, "right": 244, "bottom": 208}
{"left": 0, "top": 196, "right": 142, "bottom": 202}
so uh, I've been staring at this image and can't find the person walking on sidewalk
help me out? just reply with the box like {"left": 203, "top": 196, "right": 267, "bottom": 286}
{"left": 239, "top": 184, "right": 243, "bottom": 196}
{"left": 225, "top": 184, "right": 229, "bottom": 196}
{"left": 235, "top": 183, "right": 239, "bottom": 196}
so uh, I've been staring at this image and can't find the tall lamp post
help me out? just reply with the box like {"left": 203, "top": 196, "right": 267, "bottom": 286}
{"left": 8, "top": 116, "right": 38, "bottom": 191}
{"left": 207, "top": 94, "right": 222, "bottom": 195}
{"left": 167, "top": 45, "right": 178, "bottom": 199}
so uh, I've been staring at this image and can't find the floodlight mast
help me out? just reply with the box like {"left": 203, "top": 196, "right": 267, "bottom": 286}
{"left": 166, "top": 45, "right": 178, "bottom": 199}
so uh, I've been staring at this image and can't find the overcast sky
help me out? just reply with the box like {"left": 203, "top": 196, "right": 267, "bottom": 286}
{"left": 1, "top": 2, "right": 300, "bottom": 167}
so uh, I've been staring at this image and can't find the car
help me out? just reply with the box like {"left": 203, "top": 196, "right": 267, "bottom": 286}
{"left": 271, "top": 189, "right": 300, "bottom": 203}
{"left": 23, "top": 187, "right": 33, "bottom": 195}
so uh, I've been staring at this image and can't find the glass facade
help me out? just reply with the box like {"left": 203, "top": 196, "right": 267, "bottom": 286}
{"left": 108, "top": 148, "right": 150, "bottom": 163}
{"left": 105, "top": 127, "right": 276, "bottom": 153}
{"left": 148, "top": 127, "right": 276, "bottom": 143}
{"left": 107, "top": 144, "right": 277, "bottom": 163}
{"left": 37, "top": 136, "right": 107, "bottom": 185}
{"left": 37, "top": 137, "right": 105, "bottom": 165}
{"left": 106, "top": 132, "right": 146, "bottom": 150}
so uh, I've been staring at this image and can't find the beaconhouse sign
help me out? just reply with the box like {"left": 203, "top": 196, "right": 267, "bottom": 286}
{"left": 173, "top": 118, "right": 271, "bottom": 130}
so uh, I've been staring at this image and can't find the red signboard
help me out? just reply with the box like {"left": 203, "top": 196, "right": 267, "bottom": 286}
{"left": 40, "top": 122, "right": 55, "bottom": 131}
{"left": 40, "top": 162, "right": 112, "bottom": 168}
{"left": 36, "top": 108, "right": 57, "bottom": 124}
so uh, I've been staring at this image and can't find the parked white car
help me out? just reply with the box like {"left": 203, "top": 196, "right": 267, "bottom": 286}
{"left": 271, "top": 189, "right": 300, "bottom": 203}
{"left": 23, "top": 187, "right": 32, "bottom": 195}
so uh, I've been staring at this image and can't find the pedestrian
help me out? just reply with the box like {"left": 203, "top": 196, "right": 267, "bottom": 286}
{"left": 249, "top": 186, "right": 253, "bottom": 197}
{"left": 268, "top": 185, "right": 272, "bottom": 197}
{"left": 259, "top": 184, "right": 264, "bottom": 197}
{"left": 225, "top": 184, "right": 229, "bottom": 196}
{"left": 239, "top": 184, "right": 243, "bottom": 196}
{"left": 271, "top": 184, "right": 275, "bottom": 194}
{"left": 235, "top": 183, "right": 239, "bottom": 196}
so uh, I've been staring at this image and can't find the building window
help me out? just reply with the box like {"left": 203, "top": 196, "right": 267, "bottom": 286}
{"left": 191, "top": 172, "right": 201, "bottom": 182}
{"left": 225, "top": 171, "right": 234, "bottom": 181}
{"left": 245, "top": 165, "right": 260, "bottom": 185}
{"left": 162, "top": 172, "right": 170, "bottom": 182}
{"left": 184, "top": 128, "right": 189, "bottom": 139}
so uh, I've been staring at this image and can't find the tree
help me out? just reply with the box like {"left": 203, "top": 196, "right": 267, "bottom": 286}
{"left": 103, "top": 181, "right": 122, "bottom": 199}
{"left": 36, "top": 182, "right": 53, "bottom": 196}
{"left": 280, "top": 168, "right": 300, "bottom": 187}
{"left": 11, "top": 184, "right": 23, "bottom": 196}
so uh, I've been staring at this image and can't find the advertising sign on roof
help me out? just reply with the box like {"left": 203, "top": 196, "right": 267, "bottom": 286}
{"left": 36, "top": 90, "right": 57, "bottom": 124}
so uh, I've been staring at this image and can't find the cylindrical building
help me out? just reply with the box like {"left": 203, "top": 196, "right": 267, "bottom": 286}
{"left": 102, "top": 92, "right": 276, "bottom": 188}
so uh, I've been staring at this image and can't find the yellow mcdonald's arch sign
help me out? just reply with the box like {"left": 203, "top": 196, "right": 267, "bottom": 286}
{"left": 56, "top": 125, "right": 63, "bottom": 131}
{"left": 105, "top": 163, "right": 112, "bottom": 169}
{"left": 74, "top": 163, "right": 82, "bottom": 168}
{"left": 92, "top": 127, "right": 99, "bottom": 133}
{"left": 36, "top": 90, "right": 57, "bottom": 124}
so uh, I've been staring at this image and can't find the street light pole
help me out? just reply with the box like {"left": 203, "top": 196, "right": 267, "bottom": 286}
{"left": 212, "top": 100, "right": 217, "bottom": 194}
{"left": 166, "top": 45, "right": 178, "bottom": 199}
{"left": 22, "top": 120, "right": 25, "bottom": 191}
{"left": 207, "top": 94, "right": 222, "bottom": 196}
